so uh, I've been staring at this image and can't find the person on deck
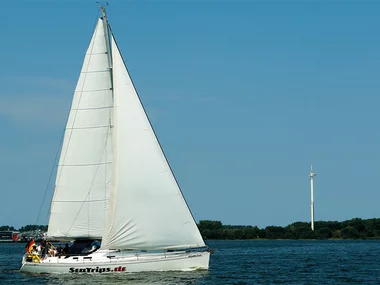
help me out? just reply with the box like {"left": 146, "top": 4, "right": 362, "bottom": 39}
{"left": 48, "top": 244, "right": 56, "bottom": 256}
{"left": 31, "top": 245, "right": 39, "bottom": 255}
{"left": 40, "top": 239, "right": 48, "bottom": 256}
{"left": 30, "top": 245, "right": 41, "bottom": 263}
{"left": 62, "top": 243, "right": 69, "bottom": 255}
{"left": 56, "top": 243, "right": 63, "bottom": 256}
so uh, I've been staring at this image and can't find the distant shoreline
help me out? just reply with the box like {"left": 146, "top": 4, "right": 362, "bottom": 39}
{"left": 201, "top": 235, "right": 380, "bottom": 241}
{"left": 0, "top": 237, "right": 380, "bottom": 244}
{"left": 198, "top": 218, "right": 380, "bottom": 240}
{"left": 2, "top": 217, "right": 380, "bottom": 241}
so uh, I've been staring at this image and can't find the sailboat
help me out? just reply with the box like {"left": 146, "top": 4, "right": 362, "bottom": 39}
{"left": 20, "top": 6, "right": 210, "bottom": 274}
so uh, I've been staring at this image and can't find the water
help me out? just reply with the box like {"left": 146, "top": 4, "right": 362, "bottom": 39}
{"left": 2, "top": 240, "right": 380, "bottom": 284}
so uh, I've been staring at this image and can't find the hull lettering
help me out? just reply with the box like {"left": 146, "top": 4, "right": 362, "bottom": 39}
{"left": 69, "top": 266, "right": 126, "bottom": 273}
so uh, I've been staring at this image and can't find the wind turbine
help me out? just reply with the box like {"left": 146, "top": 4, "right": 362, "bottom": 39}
{"left": 309, "top": 165, "right": 317, "bottom": 231}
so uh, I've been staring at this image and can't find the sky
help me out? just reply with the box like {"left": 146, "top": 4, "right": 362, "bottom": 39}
{"left": 1, "top": 0, "right": 380, "bottom": 230}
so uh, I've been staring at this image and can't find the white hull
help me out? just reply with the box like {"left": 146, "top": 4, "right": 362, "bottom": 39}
{"left": 20, "top": 250, "right": 210, "bottom": 274}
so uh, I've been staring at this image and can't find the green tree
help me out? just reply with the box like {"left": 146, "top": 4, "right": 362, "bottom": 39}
{"left": 284, "top": 226, "right": 297, "bottom": 239}
{"left": 341, "top": 226, "right": 360, "bottom": 239}
{"left": 296, "top": 227, "right": 315, "bottom": 239}
{"left": 0, "top": 225, "right": 15, "bottom": 231}
{"left": 265, "top": 226, "right": 285, "bottom": 239}
{"left": 19, "top": 225, "right": 48, "bottom": 232}
{"left": 316, "top": 227, "right": 333, "bottom": 239}
{"left": 332, "top": 229, "right": 341, "bottom": 239}
{"left": 198, "top": 220, "right": 222, "bottom": 231}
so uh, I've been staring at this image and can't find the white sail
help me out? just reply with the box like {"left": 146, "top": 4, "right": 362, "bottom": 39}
{"left": 100, "top": 37, "right": 205, "bottom": 250}
{"left": 47, "top": 19, "right": 113, "bottom": 238}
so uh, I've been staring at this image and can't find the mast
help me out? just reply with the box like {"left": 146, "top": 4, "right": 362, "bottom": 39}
{"left": 309, "top": 165, "right": 316, "bottom": 231}
{"left": 100, "top": 5, "right": 113, "bottom": 91}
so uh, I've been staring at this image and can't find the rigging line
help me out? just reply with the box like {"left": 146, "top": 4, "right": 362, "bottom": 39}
{"left": 35, "top": 131, "right": 65, "bottom": 225}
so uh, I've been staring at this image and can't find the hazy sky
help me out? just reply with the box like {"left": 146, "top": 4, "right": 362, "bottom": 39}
{"left": 1, "top": 0, "right": 380, "bottom": 229}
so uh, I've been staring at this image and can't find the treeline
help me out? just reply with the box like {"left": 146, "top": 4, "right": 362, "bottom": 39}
{"left": 0, "top": 226, "right": 16, "bottom": 231}
{"left": 3, "top": 218, "right": 380, "bottom": 240}
{"left": 198, "top": 218, "right": 380, "bottom": 240}
{"left": 19, "top": 225, "right": 48, "bottom": 232}
{"left": 0, "top": 225, "right": 48, "bottom": 232}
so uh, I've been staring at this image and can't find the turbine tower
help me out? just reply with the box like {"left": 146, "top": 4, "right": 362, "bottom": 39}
{"left": 309, "top": 165, "right": 316, "bottom": 231}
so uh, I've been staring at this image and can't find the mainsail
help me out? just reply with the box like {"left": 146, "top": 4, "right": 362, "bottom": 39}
{"left": 47, "top": 19, "right": 113, "bottom": 238}
{"left": 48, "top": 15, "right": 205, "bottom": 250}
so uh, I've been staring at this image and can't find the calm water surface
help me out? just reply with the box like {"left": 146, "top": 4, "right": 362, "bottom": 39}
{"left": 1, "top": 240, "right": 380, "bottom": 284}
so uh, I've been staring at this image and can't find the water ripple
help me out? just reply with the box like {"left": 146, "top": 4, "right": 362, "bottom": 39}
{"left": 2, "top": 240, "right": 380, "bottom": 284}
